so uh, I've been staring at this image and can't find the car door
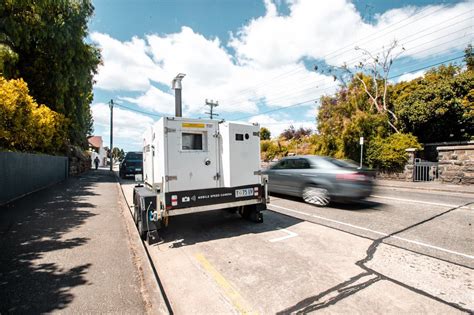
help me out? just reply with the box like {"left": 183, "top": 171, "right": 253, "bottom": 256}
{"left": 284, "top": 158, "right": 312, "bottom": 196}
{"left": 266, "top": 159, "right": 291, "bottom": 194}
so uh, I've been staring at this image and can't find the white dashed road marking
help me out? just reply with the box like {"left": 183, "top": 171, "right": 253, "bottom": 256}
{"left": 269, "top": 204, "right": 474, "bottom": 260}
{"left": 371, "top": 195, "right": 459, "bottom": 208}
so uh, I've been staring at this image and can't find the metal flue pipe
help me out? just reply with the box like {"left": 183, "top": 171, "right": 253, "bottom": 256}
{"left": 172, "top": 73, "right": 186, "bottom": 117}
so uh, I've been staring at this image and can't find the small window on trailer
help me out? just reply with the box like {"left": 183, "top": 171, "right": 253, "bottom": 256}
{"left": 182, "top": 133, "right": 203, "bottom": 150}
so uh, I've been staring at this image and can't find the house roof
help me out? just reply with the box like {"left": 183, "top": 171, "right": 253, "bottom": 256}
{"left": 88, "top": 136, "right": 103, "bottom": 149}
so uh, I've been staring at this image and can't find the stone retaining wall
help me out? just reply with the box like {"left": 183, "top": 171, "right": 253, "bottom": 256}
{"left": 437, "top": 145, "right": 474, "bottom": 185}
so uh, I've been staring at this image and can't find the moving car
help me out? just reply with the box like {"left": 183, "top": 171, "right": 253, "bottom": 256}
{"left": 119, "top": 151, "right": 143, "bottom": 179}
{"left": 263, "top": 155, "right": 374, "bottom": 206}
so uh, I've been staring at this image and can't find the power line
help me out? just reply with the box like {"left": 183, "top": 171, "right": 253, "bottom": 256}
{"left": 233, "top": 55, "right": 465, "bottom": 121}
{"left": 114, "top": 103, "right": 162, "bottom": 117}
{"left": 219, "top": 16, "right": 472, "bottom": 107}
{"left": 219, "top": 3, "right": 456, "bottom": 102}
{"left": 223, "top": 34, "right": 471, "bottom": 109}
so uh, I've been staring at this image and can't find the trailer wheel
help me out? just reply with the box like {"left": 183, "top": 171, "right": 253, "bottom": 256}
{"left": 238, "top": 206, "right": 250, "bottom": 219}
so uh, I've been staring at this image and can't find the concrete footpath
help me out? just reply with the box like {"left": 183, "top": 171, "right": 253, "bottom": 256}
{"left": 375, "top": 179, "right": 474, "bottom": 194}
{"left": 0, "top": 170, "right": 161, "bottom": 313}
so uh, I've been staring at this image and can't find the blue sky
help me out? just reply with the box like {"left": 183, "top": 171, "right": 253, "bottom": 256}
{"left": 88, "top": 0, "right": 472, "bottom": 151}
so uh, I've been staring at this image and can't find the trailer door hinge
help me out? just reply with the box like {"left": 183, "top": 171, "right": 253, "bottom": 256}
{"left": 165, "top": 127, "right": 176, "bottom": 134}
{"left": 165, "top": 175, "right": 177, "bottom": 181}
{"left": 213, "top": 173, "right": 221, "bottom": 180}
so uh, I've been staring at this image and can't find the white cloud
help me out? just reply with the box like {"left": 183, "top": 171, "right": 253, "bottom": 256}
{"left": 119, "top": 86, "right": 175, "bottom": 114}
{"left": 229, "top": 0, "right": 472, "bottom": 67}
{"left": 91, "top": 26, "right": 336, "bottom": 116}
{"left": 248, "top": 114, "right": 315, "bottom": 139}
{"left": 90, "top": 33, "right": 166, "bottom": 91}
{"left": 90, "top": 0, "right": 472, "bottom": 148}
{"left": 395, "top": 70, "right": 426, "bottom": 83}
{"left": 91, "top": 103, "right": 155, "bottom": 147}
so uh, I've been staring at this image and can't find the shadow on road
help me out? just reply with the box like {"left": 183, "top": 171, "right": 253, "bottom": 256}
{"left": 0, "top": 170, "right": 109, "bottom": 313}
{"left": 154, "top": 207, "right": 302, "bottom": 249}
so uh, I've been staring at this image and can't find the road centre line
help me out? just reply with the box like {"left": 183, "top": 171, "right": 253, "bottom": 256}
{"left": 269, "top": 204, "right": 474, "bottom": 260}
{"left": 371, "top": 195, "right": 459, "bottom": 208}
{"left": 195, "top": 253, "right": 256, "bottom": 315}
{"left": 269, "top": 228, "right": 298, "bottom": 242}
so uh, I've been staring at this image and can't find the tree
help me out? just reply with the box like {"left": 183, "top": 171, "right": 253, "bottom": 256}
{"left": 112, "top": 147, "right": 124, "bottom": 161}
{"left": 392, "top": 64, "right": 473, "bottom": 142}
{"left": 465, "top": 44, "right": 474, "bottom": 72}
{"left": 280, "top": 125, "right": 312, "bottom": 140}
{"left": 260, "top": 127, "right": 271, "bottom": 140}
{"left": 0, "top": 76, "right": 66, "bottom": 153}
{"left": 316, "top": 40, "right": 404, "bottom": 133}
{"left": 0, "top": 0, "right": 101, "bottom": 149}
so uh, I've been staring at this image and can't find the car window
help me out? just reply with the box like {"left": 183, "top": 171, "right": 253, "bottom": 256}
{"left": 272, "top": 160, "right": 289, "bottom": 169}
{"left": 293, "top": 159, "right": 310, "bottom": 169}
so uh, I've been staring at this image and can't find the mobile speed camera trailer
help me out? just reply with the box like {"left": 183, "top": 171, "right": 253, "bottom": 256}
{"left": 132, "top": 76, "right": 268, "bottom": 242}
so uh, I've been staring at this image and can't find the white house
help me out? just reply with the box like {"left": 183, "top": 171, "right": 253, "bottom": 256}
{"left": 88, "top": 136, "right": 107, "bottom": 167}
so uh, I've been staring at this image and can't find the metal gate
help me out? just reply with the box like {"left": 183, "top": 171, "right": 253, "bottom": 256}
{"left": 413, "top": 159, "right": 438, "bottom": 182}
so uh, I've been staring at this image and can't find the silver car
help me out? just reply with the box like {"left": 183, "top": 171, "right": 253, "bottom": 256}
{"left": 263, "top": 155, "right": 374, "bottom": 206}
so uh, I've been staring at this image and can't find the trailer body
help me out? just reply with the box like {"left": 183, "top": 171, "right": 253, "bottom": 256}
{"left": 133, "top": 117, "right": 268, "bottom": 240}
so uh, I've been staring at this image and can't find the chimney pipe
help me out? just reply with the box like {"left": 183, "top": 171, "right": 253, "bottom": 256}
{"left": 172, "top": 73, "right": 186, "bottom": 117}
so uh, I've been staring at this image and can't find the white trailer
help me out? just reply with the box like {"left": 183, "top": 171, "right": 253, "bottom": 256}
{"left": 133, "top": 116, "right": 268, "bottom": 241}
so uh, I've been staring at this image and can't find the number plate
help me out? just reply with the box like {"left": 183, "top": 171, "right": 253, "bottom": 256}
{"left": 235, "top": 188, "right": 254, "bottom": 198}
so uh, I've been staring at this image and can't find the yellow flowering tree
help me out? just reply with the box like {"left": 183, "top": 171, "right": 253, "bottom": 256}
{"left": 0, "top": 76, "right": 67, "bottom": 154}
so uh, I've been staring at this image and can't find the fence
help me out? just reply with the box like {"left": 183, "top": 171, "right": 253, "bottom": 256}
{"left": 413, "top": 159, "right": 438, "bottom": 182}
{"left": 0, "top": 152, "right": 68, "bottom": 205}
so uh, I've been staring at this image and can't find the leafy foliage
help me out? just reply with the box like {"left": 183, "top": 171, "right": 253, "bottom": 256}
{"left": 0, "top": 76, "right": 66, "bottom": 153}
{"left": 280, "top": 125, "right": 313, "bottom": 140}
{"left": 260, "top": 127, "right": 271, "bottom": 140}
{"left": 0, "top": 0, "right": 101, "bottom": 148}
{"left": 392, "top": 65, "right": 474, "bottom": 142}
{"left": 366, "top": 133, "right": 421, "bottom": 172}
{"left": 112, "top": 147, "right": 125, "bottom": 161}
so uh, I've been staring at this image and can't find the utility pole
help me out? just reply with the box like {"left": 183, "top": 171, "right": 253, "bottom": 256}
{"left": 205, "top": 99, "right": 219, "bottom": 119}
{"left": 109, "top": 99, "right": 114, "bottom": 171}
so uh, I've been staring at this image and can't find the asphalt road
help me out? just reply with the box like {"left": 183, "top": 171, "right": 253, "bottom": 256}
{"left": 119, "top": 177, "right": 473, "bottom": 314}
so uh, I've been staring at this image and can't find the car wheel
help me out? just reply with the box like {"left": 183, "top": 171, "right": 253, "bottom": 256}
{"left": 302, "top": 186, "right": 330, "bottom": 206}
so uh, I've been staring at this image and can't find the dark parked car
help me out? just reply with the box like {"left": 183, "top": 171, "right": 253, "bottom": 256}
{"left": 263, "top": 155, "right": 374, "bottom": 206}
{"left": 119, "top": 152, "right": 143, "bottom": 179}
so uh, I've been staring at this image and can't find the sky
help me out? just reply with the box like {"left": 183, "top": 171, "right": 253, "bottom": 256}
{"left": 88, "top": 0, "right": 473, "bottom": 151}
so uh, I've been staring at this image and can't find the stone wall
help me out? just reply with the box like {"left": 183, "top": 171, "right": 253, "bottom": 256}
{"left": 67, "top": 146, "right": 91, "bottom": 176}
{"left": 437, "top": 145, "right": 474, "bottom": 185}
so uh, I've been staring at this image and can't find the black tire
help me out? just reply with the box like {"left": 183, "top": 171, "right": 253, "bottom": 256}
{"left": 302, "top": 185, "right": 330, "bottom": 206}
{"left": 238, "top": 206, "right": 250, "bottom": 219}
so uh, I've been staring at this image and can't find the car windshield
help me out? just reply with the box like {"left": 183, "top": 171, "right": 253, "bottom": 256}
{"left": 126, "top": 153, "right": 142, "bottom": 161}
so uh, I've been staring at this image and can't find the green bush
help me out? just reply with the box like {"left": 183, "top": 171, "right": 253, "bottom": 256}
{"left": 366, "top": 133, "right": 421, "bottom": 172}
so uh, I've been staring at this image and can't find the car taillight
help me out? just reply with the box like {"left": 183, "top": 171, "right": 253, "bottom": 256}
{"left": 336, "top": 173, "right": 367, "bottom": 181}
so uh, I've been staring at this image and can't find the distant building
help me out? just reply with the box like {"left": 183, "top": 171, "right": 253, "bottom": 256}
{"left": 88, "top": 136, "right": 107, "bottom": 167}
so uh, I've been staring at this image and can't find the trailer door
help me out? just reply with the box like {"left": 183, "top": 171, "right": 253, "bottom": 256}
{"left": 166, "top": 120, "right": 219, "bottom": 192}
